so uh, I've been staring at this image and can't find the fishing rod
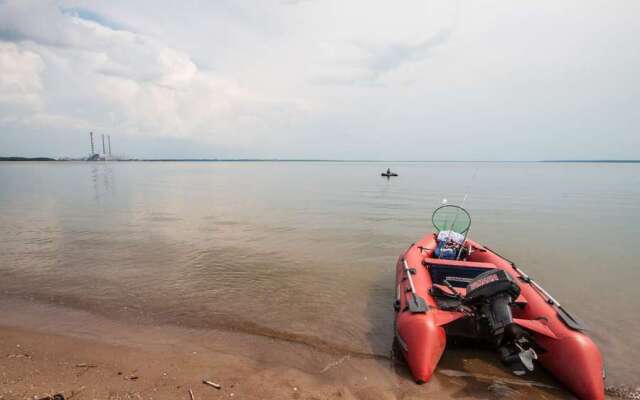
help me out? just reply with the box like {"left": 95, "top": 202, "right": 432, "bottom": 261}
{"left": 439, "top": 167, "right": 479, "bottom": 260}
{"left": 453, "top": 167, "right": 481, "bottom": 259}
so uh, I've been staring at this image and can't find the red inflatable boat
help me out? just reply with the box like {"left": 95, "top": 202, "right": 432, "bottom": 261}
{"left": 394, "top": 205, "right": 604, "bottom": 400}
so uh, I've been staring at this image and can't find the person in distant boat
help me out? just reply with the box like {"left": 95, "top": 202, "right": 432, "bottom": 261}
{"left": 382, "top": 168, "right": 397, "bottom": 177}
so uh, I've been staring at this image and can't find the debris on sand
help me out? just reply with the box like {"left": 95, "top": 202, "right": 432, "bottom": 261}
{"left": 320, "top": 355, "right": 350, "bottom": 373}
{"left": 6, "top": 353, "right": 31, "bottom": 359}
{"left": 203, "top": 380, "right": 221, "bottom": 389}
{"left": 37, "top": 394, "right": 65, "bottom": 400}
{"left": 75, "top": 363, "right": 97, "bottom": 368}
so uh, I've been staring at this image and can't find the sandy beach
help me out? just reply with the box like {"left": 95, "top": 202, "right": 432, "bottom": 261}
{"left": 0, "top": 298, "right": 594, "bottom": 400}
{"left": 2, "top": 324, "right": 374, "bottom": 400}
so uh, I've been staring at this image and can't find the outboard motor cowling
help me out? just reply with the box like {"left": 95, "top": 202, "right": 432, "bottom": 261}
{"left": 463, "top": 269, "right": 537, "bottom": 375}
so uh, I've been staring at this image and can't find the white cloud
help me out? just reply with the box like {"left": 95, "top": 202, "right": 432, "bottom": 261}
{"left": 0, "top": 0, "right": 304, "bottom": 147}
{"left": 309, "top": 28, "right": 453, "bottom": 87}
{"left": 0, "top": 42, "right": 44, "bottom": 109}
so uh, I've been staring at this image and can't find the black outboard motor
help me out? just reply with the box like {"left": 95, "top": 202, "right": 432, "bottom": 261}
{"left": 463, "top": 269, "right": 538, "bottom": 375}
{"left": 464, "top": 269, "right": 520, "bottom": 337}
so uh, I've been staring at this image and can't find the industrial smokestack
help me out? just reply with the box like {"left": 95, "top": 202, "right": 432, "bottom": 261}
{"left": 101, "top": 134, "right": 106, "bottom": 155}
{"left": 90, "top": 132, "right": 95, "bottom": 154}
{"left": 108, "top": 135, "right": 112, "bottom": 156}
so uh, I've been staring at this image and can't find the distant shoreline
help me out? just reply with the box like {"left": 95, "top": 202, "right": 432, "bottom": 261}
{"left": 539, "top": 160, "right": 640, "bottom": 163}
{"left": 0, "top": 157, "right": 58, "bottom": 161}
{"left": 1, "top": 157, "right": 639, "bottom": 163}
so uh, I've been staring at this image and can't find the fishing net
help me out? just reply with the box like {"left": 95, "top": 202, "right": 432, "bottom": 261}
{"left": 432, "top": 205, "right": 471, "bottom": 234}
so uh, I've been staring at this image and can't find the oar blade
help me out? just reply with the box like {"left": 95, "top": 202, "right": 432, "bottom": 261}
{"left": 556, "top": 305, "right": 586, "bottom": 331}
{"left": 409, "top": 294, "right": 428, "bottom": 313}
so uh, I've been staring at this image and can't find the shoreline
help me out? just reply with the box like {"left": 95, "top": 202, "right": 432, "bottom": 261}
{"left": 0, "top": 297, "right": 594, "bottom": 400}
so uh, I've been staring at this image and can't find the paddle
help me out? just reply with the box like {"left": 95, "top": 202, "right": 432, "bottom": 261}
{"left": 479, "top": 245, "right": 586, "bottom": 331}
{"left": 511, "top": 262, "right": 585, "bottom": 331}
{"left": 402, "top": 259, "right": 428, "bottom": 313}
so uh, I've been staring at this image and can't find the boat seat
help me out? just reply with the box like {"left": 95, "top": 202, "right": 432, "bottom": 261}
{"left": 423, "top": 257, "right": 498, "bottom": 269}
{"left": 424, "top": 258, "right": 497, "bottom": 288}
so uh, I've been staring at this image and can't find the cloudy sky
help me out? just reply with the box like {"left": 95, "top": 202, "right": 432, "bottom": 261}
{"left": 1, "top": 0, "right": 638, "bottom": 159}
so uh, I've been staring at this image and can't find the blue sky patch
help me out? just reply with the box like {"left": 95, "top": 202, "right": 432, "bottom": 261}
{"left": 61, "top": 7, "right": 125, "bottom": 30}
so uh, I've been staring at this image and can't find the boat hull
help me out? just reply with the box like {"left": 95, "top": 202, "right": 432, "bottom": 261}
{"left": 394, "top": 234, "right": 605, "bottom": 400}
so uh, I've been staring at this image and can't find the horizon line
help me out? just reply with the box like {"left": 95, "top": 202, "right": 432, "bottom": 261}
{"left": 2, "top": 156, "right": 640, "bottom": 163}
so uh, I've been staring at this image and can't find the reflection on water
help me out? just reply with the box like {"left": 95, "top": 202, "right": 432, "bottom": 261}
{"left": 91, "top": 164, "right": 114, "bottom": 203}
{"left": 0, "top": 161, "right": 639, "bottom": 387}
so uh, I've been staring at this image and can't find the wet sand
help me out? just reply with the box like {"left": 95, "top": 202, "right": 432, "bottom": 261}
{"left": 0, "top": 299, "right": 594, "bottom": 400}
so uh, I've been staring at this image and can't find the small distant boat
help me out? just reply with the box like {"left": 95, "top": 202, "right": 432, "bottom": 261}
{"left": 394, "top": 205, "right": 604, "bottom": 400}
{"left": 381, "top": 169, "right": 398, "bottom": 177}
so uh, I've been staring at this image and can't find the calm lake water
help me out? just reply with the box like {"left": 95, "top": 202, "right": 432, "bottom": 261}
{"left": 0, "top": 161, "right": 638, "bottom": 387}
